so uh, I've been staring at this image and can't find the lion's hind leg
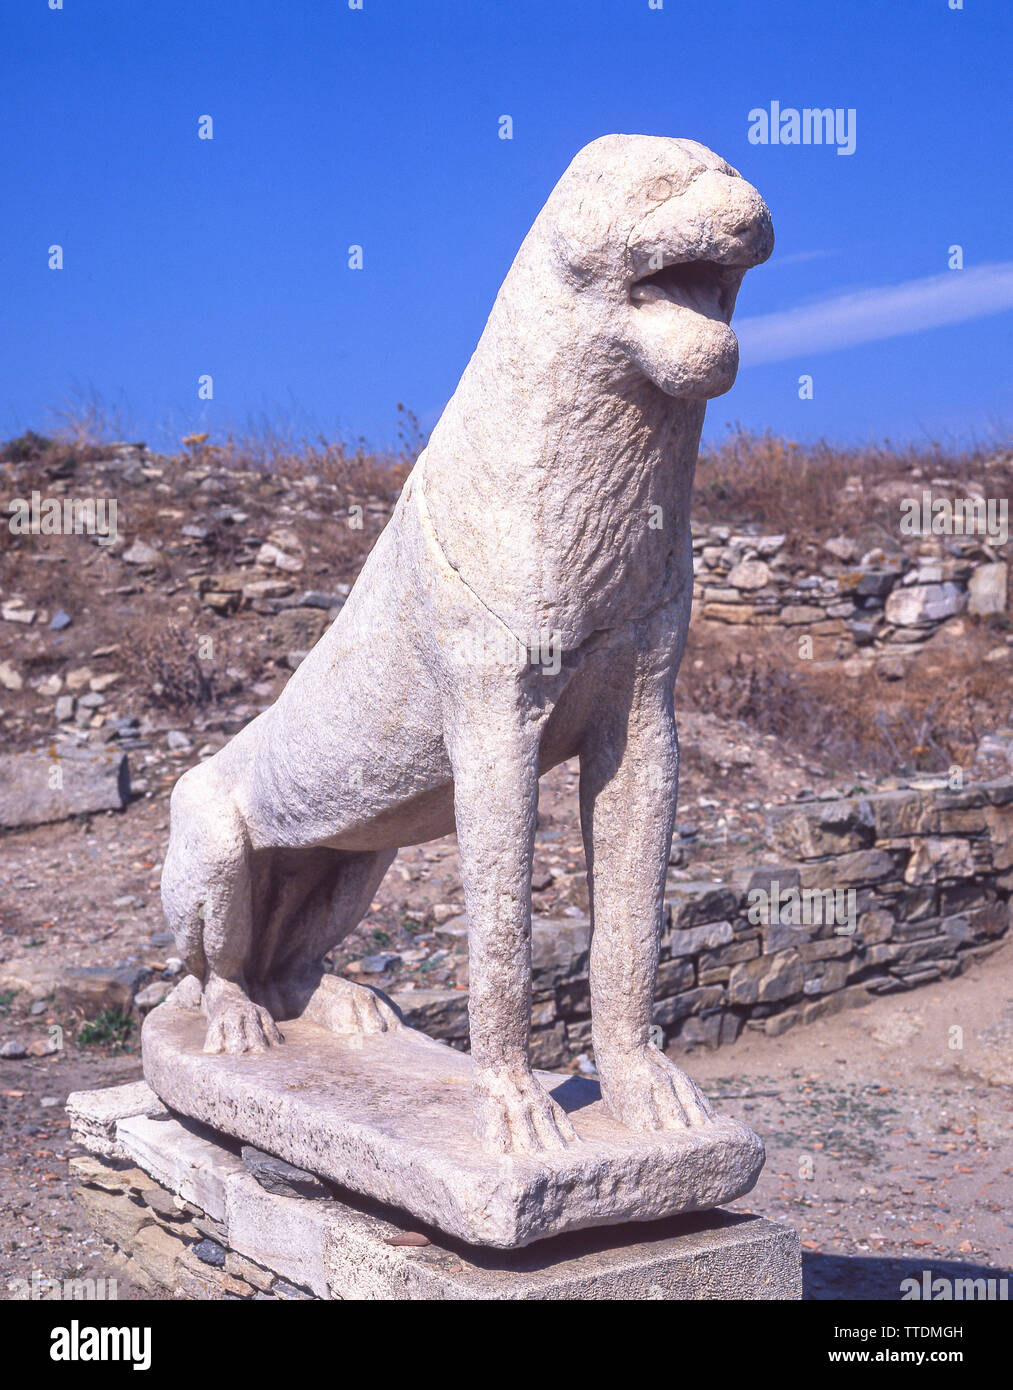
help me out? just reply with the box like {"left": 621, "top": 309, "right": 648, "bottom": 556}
{"left": 161, "top": 767, "right": 282, "bottom": 1055}
{"left": 251, "top": 847, "right": 405, "bottom": 1042}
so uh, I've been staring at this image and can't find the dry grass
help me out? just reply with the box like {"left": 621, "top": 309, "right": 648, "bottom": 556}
{"left": 680, "top": 631, "right": 1006, "bottom": 778}
{"left": 695, "top": 428, "right": 1010, "bottom": 542}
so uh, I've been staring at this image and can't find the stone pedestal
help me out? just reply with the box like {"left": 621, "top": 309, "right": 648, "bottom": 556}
{"left": 67, "top": 1082, "right": 801, "bottom": 1301}
{"left": 141, "top": 1000, "right": 764, "bottom": 1248}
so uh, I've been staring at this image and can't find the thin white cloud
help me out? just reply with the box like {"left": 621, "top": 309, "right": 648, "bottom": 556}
{"left": 765, "top": 248, "right": 837, "bottom": 269}
{"left": 736, "top": 262, "right": 1013, "bottom": 364}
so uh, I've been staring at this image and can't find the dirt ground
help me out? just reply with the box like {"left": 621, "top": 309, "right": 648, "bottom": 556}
{"left": 697, "top": 937, "right": 1013, "bottom": 1296}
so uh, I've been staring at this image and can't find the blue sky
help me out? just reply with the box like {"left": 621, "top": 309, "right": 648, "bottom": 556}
{"left": 1, "top": 0, "right": 1010, "bottom": 455}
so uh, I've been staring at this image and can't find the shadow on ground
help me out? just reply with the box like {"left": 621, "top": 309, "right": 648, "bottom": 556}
{"left": 804, "top": 1252, "right": 1012, "bottom": 1300}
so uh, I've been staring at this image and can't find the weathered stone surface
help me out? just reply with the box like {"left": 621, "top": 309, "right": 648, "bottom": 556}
{"left": 241, "top": 1145, "right": 331, "bottom": 1199}
{"left": 904, "top": 837, "right": 976, "bottom": 884}
{"left": 766, "top": 798, "right": 875, "bottom": 859}
{"left": 54, "top": 964, "right": 150, "bottom": 1017}
{"left": 388, "top": 986, "right": 469, "bottom": 1042}
{"left": 325, "top": 1205, "right": 801, "bottom": 1301}
{"left": 728, "top": 949, "right": 803, "bottom": 1006}
{"left": 968, "top": 562, "right": 1008, "bottom": 616}
{"left": 153, "top": 135, "right": 773, "bottom": 1177}
{"left": 732, "top": 864, "right": 801, "bottom": 897}
{"left": 529, "top": 1023, "right": 570, "bottom": 1069}
{"left": 66, "top": 1080, "right": 166, "bottom": 1160}
{"left": 885, "top": 581, "right": 965, "bottom": 626}
{"left": 0, "top": 746, "right": 129, "bottom": 829}
{"left": 726, "top": 559, "right": 770, "bottom": 590}
{"left": 800, "top": 848, "right": 895, "bottom": 889}
{"left": 856, "top": 908, "right": 894, "bottom": 945}
{"left": 76, "top": 1182, "right": 161, "bottom": 1254}
{"left": 866, "top": 935, "right": 953, "bottom": 969}
{"left": 225, "top": 1173, "right": 331, "bottom": 1296}
{"left": 779, "top": 604, "right": 824, "bottom": 625}
{"left": 655, "top": 957, "right": 697, "bottom": 996}
{"left": 116, "top": 1112, "right": 247, "bottom": 1222}
{"left": 666, "top": 883, "right": 741, "bottom": 929}
{"left": 653, "top": 985, "right": 724, "bottom": 1027}
{"left": 142, "top": 1003, "right": 763, "bottom": 1249}
{"left": 71, "top": 1096, "right": 799, "bottom": 1300}
{"left": 701, "top": 601, "right": 755, "bottom": 623}
{"left": 985, "top": 803, "right": 1013, "bottom": 871}
{"left": 666, "top": 920, "right": 735, "bottom": 957}
{"left": 530, "top": 917, "right": 591, "bottom": 988}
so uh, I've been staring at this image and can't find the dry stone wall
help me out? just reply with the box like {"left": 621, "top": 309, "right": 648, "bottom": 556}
{"left": 392, "top": 777, "right": 1013, "bottom": 1062}
{"left": 689, "top": 521, "right": 1009, "bottom": 676}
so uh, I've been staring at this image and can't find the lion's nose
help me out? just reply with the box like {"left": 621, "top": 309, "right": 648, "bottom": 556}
{"left": 725, "top": 200, "right": 774, "bottom": 267}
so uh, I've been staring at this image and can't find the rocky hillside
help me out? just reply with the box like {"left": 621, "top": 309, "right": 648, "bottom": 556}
{"left": 0, "top": 428, "right": 1010, "bottom": 1034}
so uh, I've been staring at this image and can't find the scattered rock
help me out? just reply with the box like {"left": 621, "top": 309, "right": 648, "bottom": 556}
{"left": 134, "top": 980, "right": 173, "bottom": 1012}
{"left": 243, "top": 578, "right": 295, "bottom": 601}
{"left": 358, "top": 953, "right": 400, "bottom": 974}
{"left": 122, "top": 540, "right": 161, "bottom": 567}
{"left": 0, "top": 661, "right": 23, "bottom": 691}
{"left": 0, "top": 746, "right": 130, "bottom": 829}
{"left": 726, "top": 559, "right": 770, "bottom": 591}
{"left": 824, "top": 536, "right": 857, "bottom": 562}
{"left": 241, "top": 1145, "right": 331, "bottom": 1199}
{"left": 257, "top": 542, "right": 303, "bottom": 573}
{"left": 1, "top": 602, "right": 36, "bottom": 625}
{"left": 193, "top": 1238, "right": 227, "bottom": 1268}
{"left": 89, "top": 673, "right": 121, "bottom": 693}
{"left": 968, "top": 562, "right": 1008, "bottom": 617}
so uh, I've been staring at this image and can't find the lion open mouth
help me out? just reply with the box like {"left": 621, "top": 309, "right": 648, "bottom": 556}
{"left": 630, "top": 259, "right": 742, "bottom": 324}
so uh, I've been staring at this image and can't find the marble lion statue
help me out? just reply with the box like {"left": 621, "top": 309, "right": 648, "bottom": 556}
{"left": 159, "top": 134, "right": 773, "bottom": 1155}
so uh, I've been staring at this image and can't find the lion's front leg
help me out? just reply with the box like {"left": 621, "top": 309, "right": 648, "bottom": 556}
{"left": 580, "top": 657, "right": 715, "bottom": 1132}
{"left": 446, "top": 679, "right": 577, "bottom": 1157}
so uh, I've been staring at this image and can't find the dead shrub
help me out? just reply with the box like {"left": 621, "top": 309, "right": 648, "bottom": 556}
{"left": 131, "top": 621, "right": 219, "bottom": 712}
{"left": 695, "top": 428, "right": 1007, "bottom": 545}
